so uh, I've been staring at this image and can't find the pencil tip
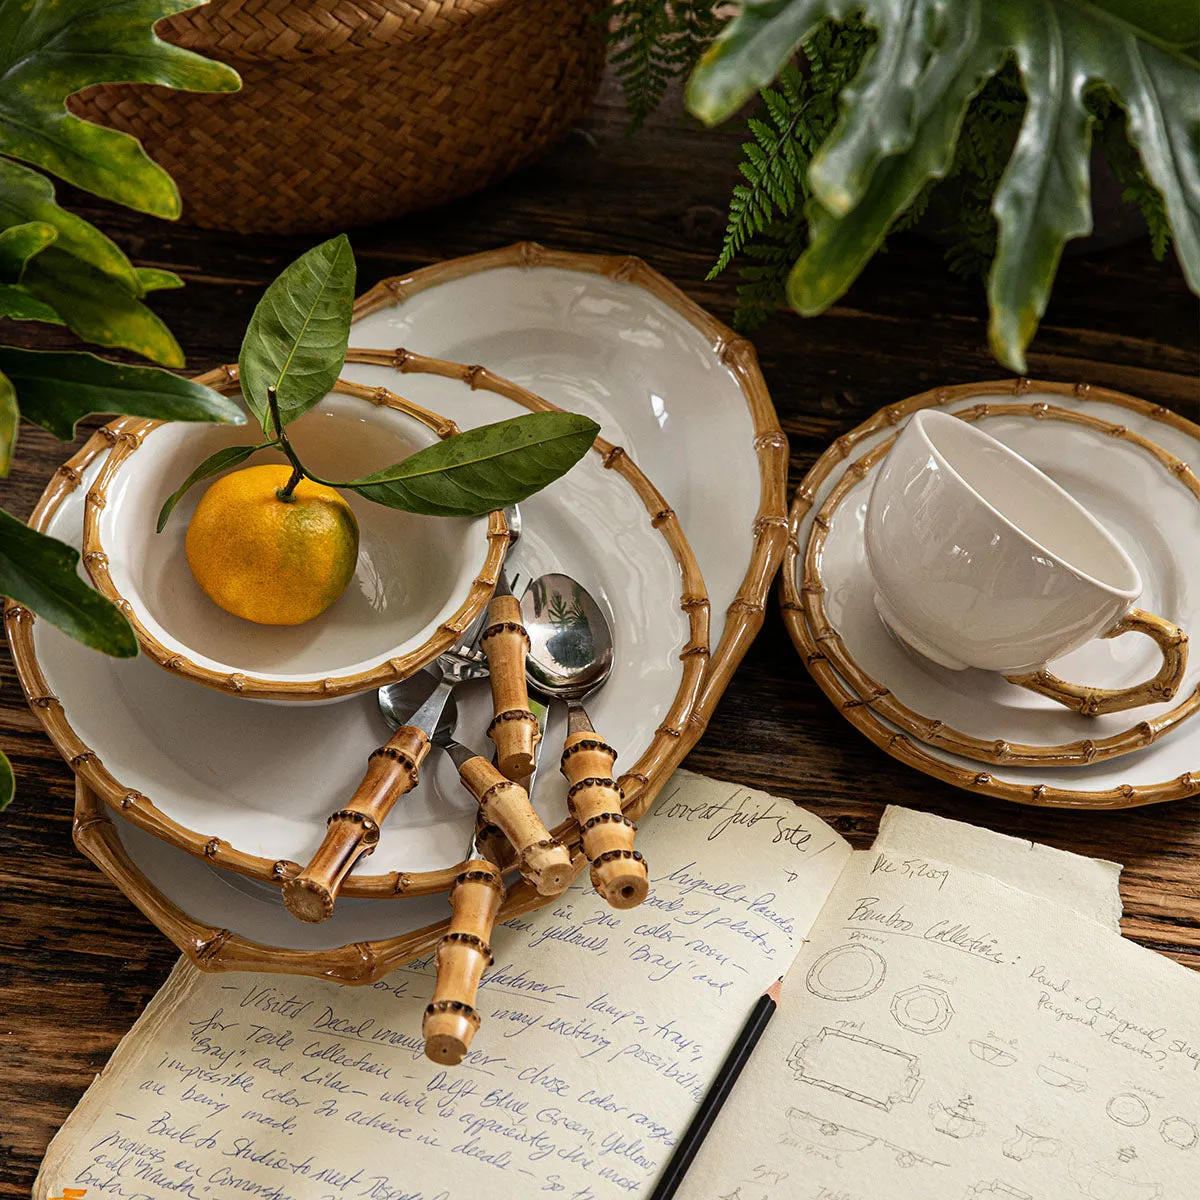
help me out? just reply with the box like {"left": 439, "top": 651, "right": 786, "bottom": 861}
{"left": 766, "top": 978, "right": 783, "bottom": 1004}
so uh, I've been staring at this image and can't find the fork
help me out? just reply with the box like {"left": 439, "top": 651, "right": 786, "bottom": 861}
{"left": 283, "top": 616, "right": 491, "bottom": 923}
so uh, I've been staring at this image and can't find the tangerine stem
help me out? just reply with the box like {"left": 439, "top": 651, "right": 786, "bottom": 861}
{"left": 266, "top": 384, "right": 310, "bottom": 500}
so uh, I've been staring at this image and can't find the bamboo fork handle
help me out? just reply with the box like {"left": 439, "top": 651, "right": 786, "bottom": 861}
{"left": 283, "top": 726, "right": 431, "bottom": 924}
{"left": 561, "top": 732, "right": 648, "bottom": 909}
{"left": 481, "top": 594, "right": 540, "bottom": 780}
{"left": 423, "top": 859, "right": 505, "bottom": 1065}
{"left": 457, "top": 756, "right": 572, "bottom": 895}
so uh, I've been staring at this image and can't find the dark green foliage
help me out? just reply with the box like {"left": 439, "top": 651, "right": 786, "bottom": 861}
{"left": 608, "top": 3, "right": 1187, "bottom": 343}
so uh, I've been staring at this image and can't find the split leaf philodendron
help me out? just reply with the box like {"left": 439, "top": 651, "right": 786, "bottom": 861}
{"left": 0, "top": 0, "right": 246, "bottom": 811}
{"left": 684, "top": 0, "right": 1199, "bottom": 372}
{"left": 159, "top": 236, "right": 600, "bottom": 626}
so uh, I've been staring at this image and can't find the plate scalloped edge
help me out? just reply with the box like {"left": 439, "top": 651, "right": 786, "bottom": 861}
{"left": 781, "top": 376, "right": 1200, "bottom": 811}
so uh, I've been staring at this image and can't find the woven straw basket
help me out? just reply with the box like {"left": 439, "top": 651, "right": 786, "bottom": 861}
{"left": 70, "top": 0, "right": 607, "bottom": 234}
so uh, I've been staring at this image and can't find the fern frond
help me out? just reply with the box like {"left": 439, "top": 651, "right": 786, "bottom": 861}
{"left": 709, "top": 17, "right": 874, "bottom": 328}
{"left": 606, "top": 2, "right": 723, "bottom": 129}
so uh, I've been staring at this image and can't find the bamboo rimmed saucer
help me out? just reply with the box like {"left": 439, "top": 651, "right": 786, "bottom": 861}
{"left": 802, "top": 402, "right": 1200, "bottom": 769}
{"left": 782, "top": 378, "right": 1200, "bottom": 811}
{"left": 81, "top": 376, "right": 509, "bottom": 702}
{"left": 8, "top": 356, "right": 710, "bottom": 898}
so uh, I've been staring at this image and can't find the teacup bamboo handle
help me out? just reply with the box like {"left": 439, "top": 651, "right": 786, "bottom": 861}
{"left": 1005, "top": 609, "right": 1189, "bottom": 716}
{"left": 457, "top": 755, "right": 571, "bottom": 895}
{"left": 481, "top": 594, "right": 540, "bottom": 780}
{"left": 283, "top": 726, "right": 430, "bottom": 923}
{"left": 423, "top": 859, "right": 505, "bottom": 1065}
{"left": 561, "top": 732, "right": 648, "bottom": 909}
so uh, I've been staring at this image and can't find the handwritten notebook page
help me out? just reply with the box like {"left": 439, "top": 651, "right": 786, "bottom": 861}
{"left": 34, "top": 770, "right": 851, "bottom": 1200}
{"left": 677, "top": 849, "right": 1200, "bottom": 1200}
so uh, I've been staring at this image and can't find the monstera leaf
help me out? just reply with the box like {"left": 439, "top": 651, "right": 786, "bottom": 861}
{"left": 688, "top": 0, "right": 1200, "bottom": 370}
{"left": 0, "top": 0, "right": 240, "bottom": 218}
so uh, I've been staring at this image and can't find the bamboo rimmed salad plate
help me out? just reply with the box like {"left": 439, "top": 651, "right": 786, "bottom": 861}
{"left": 8, "top": 358, "right": 710, "bottom": 899}
{"left": 20, "top": 246, "right": 788, "bottom": 982}
{"left": 782, "top": 379, "right": 1200, "bottom": 810}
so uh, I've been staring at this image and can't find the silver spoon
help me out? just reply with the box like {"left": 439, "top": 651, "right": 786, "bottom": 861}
{"left": 522, "top": 573, "right": 648, "bottom": 909}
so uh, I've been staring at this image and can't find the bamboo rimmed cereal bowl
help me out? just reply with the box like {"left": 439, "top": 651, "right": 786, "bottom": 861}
{"left": 82, "top": 374, "right": 508, "bottom": 703}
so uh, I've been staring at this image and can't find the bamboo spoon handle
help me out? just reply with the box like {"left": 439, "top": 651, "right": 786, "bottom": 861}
{"left": 561, "top": 731, "right": 648, "bottom": 909}
{"left": 481, "top": 593, "right": 540, "bottom": 780}
{"left": 457, "top": 755, "right": 572, "bottom": 895}
{"left": 423, "top": 858, "right": 505, "bottom": 1065}
{"left": 283, "top": 725, "right": 431, "bottom": 923}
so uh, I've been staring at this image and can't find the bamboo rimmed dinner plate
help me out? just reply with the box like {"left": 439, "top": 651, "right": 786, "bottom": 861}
{"left": 35, "top": 246, "right": 787, "bottom": 982}
{"left": 782, "top": 379, "right": 1200, "bottom": 810}
{"left": 9, "top": 357, "right": 710, "bottom": 897}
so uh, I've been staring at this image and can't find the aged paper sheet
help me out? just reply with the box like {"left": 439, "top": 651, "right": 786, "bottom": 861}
{"left": 35, "top": 770, "right": 851, "bottom": 1200}
{"left": 677, "top": 848, "right": 1198, "bottom": 1200}
{"left": 875, "top": 805, "right": 1123, "bottom": 930}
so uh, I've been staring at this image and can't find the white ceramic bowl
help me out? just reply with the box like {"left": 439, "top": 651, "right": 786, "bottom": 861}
{"left": 82, "top": 379, "right": 507, "bottom": 702}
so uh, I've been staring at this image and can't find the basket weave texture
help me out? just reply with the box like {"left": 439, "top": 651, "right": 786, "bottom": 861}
{"left": 69, "top": 0, "right": 607, "bottom": 234}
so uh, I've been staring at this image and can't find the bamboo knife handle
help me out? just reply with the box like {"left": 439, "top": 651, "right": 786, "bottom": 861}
{"left": 481, "top": 594, "right": 540, "bottom": 780}
{"left": 561, "top": 732, "right": 648, "bottom": 909}
{"left": 283, "top": 725, "right": 431, "bottom": 923}
{"left": 457, "top": 755, "right": 572, "bottom": 895}
{"left": 423, "top": 858, "right": 505, "bottom": 1065}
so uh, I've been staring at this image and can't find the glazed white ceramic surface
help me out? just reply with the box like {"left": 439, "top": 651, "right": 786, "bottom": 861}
{"left": 343, "top": 265, "right": 760, "bottom": 651}
{"left": 92, "top": 392, "right": 489, "bottom": 692}
{"left": 76, "top": 263, "right": 768, "bottom": 947}
{"left": 866, "top": 410, "right": 1142, "bottom": 673}
{"left": 797, "top": 392, "right": 1200, "bottom": 788}
{"left": 36, "top": 385, "right": 690, "bottom": 876}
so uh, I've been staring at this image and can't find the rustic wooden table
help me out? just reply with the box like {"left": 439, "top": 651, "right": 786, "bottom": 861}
{"left": 1, "top": 74, "right": 1197, "bottom": 1197}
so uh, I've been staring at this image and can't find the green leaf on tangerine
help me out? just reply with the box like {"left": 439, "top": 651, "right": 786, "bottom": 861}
{"left": 238, "top": 234, "right": 355, "bottom": 431}
{"left": 157, "top": 443, "right": 263, "bottom": 533}
{"left": 345, "top": 411, "right": 601, "bottom": 519}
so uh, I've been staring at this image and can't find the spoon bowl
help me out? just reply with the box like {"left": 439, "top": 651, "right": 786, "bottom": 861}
{"left": 522, "top": 573, "right": 614, "bottom": 701}
{"left": 521, "top": 572, "right": 647, "bottom": 910}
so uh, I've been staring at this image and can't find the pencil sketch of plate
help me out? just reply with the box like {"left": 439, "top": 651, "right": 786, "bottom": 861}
{"left": 9, "top": 362, "right": 709, "bottom": 897}
{"left": 783, "top": 379, "right": 1200, "bottom": 810}
{"left": 805, "top": 943, "right": 887, "bottom": 1001}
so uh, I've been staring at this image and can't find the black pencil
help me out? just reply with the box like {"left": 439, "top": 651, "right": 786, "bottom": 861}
{"left": 648, "top": 978, "right": 783, "bottom": 1200}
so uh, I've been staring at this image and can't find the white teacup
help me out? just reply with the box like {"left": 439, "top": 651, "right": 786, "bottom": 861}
{"left": 864, "top": 409, "right": 1188, "bottom": 716}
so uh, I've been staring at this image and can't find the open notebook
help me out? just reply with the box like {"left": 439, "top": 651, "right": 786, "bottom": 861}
{"left": 35, "top": 771, "right": 1198, "bottom": 1200}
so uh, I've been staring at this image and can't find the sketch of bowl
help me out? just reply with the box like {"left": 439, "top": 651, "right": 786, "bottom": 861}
{"left": 892, "top": 984, "right": 955, "bottom": 1035}
{"left": 1036, "top": 1063, "right": 1087, "bottom": 1092}
{"left": 969, "top": 1039, "right": 1017, "bottom": 1067}
{"left": 805, "top": 943, "right": 887, "bottom": 1001}
{"left": 1159, "top": 1116, "right": 1198, "bottom": 1150}
{"left": 1107, "top": 1093, "right": 1151, "bottom": 1127}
